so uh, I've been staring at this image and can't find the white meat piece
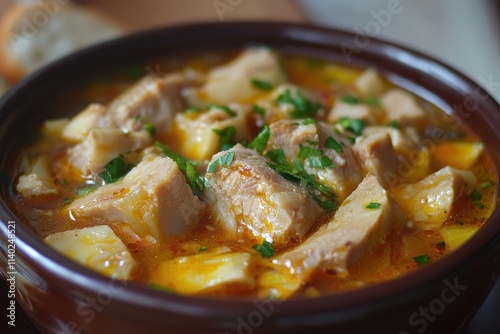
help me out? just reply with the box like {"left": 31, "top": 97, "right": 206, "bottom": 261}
{"left": 44, "top": 225, "right": 136, "bottom": 280}
{"left": 393, "top": 166, "right": 476, "bottom": 230}
{"left": 362, "top": 125, "right": 420, "bottom": 157}
{"left": 267, "top": 120, "right": 364, "bottom": 200}
{"left": 16, "top": 156, "right": 57, "bottom": 197}
{"left": 203, "top": 48, "right": 286, "bottom": 104}
{"left": 381, "top": 89, "right": 427, "bottom": 127}
{"left": 353, "top": 131, "right": 400, "bottom": 188}
{"left": 68, "top": 128, "right": 152, "bottom": 176}
{"left": 68, "top": 155, "right": 206, "bottom": 240}
{"left": 203, "top": 144, "right": 321, "bottom": 247}
{"left": 173, "top": 104, "right": 249, "bottom": 160}
{"left": 62, "top": 104, "right": 109, "bottom": 143}
{"left": 277, "top": 174, "right": 404, "bottom": 276}
{"left": 327, "top": 100, "right": 376, "bottom": 124}
{"left": 149, "top": 251, "right": 253, "bottom": 294}
{"left": 355, "top": 68, "right": 385, "bottom": 97}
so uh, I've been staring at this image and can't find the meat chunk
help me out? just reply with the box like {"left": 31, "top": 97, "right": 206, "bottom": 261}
{"left": 355, "top": 68, "right": 385, "bottom": 97}
{"left": 353, "top": 131, "right": 400, "bottom": 188}
{"left": 16, "top": 156, "right": 57, "bottom": 197}
{"left": 68, "top": 128, "right": 152, "bottom": 176}
{"left": 149, "top": 251, "right": 253, "bottom": 294}
{"left": 44, "top": 225, "right": 136, "bottom": 280}
{"left": 68, "top": 155, "right": 206, "bottom": 240}
{"left": 202, "top": 144, "right": 321, "bottom": 246}
{"left": 327, "top": 100, "right": 377, "bottom": 124}
{"left": 277, "top": 174, "right": 404, "bottom": 276}
{"left": 381, "top": 89, "right": 427, "bottom": 128}
{"left": 266, "top": 119, "right": 364, "bottom": 200}
{"left": 203, "top": 48, "right": 285, "bottom": 104}
{"left": 62, "top": 104, "right": 109, "bottom": 143}
{"left": 393, "top": 166, "right": 476, "bottom": 230}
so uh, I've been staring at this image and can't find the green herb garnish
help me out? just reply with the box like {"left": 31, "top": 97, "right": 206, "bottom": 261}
{"left": 135, "top": 114, "right": 143, "bottom": 122}
{"left": 413, "top": 254, "right": 430, "bottom": 266}
{"left": 297, "top": 145, "right": 334, "bottom": 169}
{"left": 324, "top": 136, "right": 344, "bottom": 153}
{"left": 341, "top": 95, "right": 360, "bottom": 105}
{"left": 265, "top": 149, "right": 287, "bottom": 166}
{"left": 275, "top": 89, "right": 322, "bottom": 119}
{"left": 212, "top": 126, "right": 236, "bottom": 151}
{"left": 76, "top": 185, "right": 98, "bottom": 197}
{"left": 387, "top": 120, "right": 399, "bottom": 129}
{"left": 365, "top": 202, "right": 381, "bottom": 209}
{"left": 253, "top": 104, "right": 266, "bottom": 116}
{"left": 248, "top": 126, "right": 270, "bottom": 154}
{"left": 338, "top": 117, "right": 365, "bottom": 136}
{"left": 432, "top": 241, "right": 446, "bottom": 247}
{"left": 184, "top": 106, "right": 204, "bottom": 113}
{"left": 199, "top": 245, "right": 207, "bottom": 252}
{"left": 302, "top": 118, "right": 316, "bottom": 125}
{"left": 364, "top": 96, "right": 381, "bottom": 107}
{"left": 251, "top": 79, "right": 274, "bottom": 91}
{"left": 470, "top": 189, "right": 485, "bottom": 209}
{"left": 63, "top": 197, "right": 72, "bottom": 205}
{"left": 252, "top": 240, "right": 275, "bottom": 258}
{"left": 456, "top": 219, "right": 465, "bottom": 226}
{"left": 207, "top": 151, "right": 235, "bottom": 173}
{"left": 100, "top": 155, "right": 135, "bottom": 184}
{"left": 145, "top": 122, "right": 156, "bottom": 137}
{"left": 209, "top": 104, "right": 236, "bottom": 117}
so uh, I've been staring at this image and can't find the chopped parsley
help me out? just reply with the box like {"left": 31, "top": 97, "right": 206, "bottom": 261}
{"left": 456, "top": 219, "right": 465, "bottom": 226}
{"left": 340, "top": 95, "right": 360, "bottom": 105}
{"left": 387, "top": 120, "right": 399, "bottom": 129}
{"left": 207, "top": 151, "right": 235, "bottom": 173}
{"left": 63, "top": 197, "right": 72, "bottom": 205}
{"left": 135, "top": 114, "right": 143, "bottom": 122}
{"left": 252, "top": 240, "right": 275, "bottom": 258}
{"left": 100, "top": 155, "right": 135, "bottom": 184}
{"left": 364, "top": 96, "right": 381, "bottom": 107}
{"left": 265, "top": 149, "right": 287, "bottom": 166}
{"left": 302, "top": 118, "right": 316, "bottom": 125}
{"left": 76, "top": 185, "right": 98, "bottom": 197}
{"left": 470, "top": 189, "right": 485, "bottom": 209}
{"left": 275, "top": 89, "right": 322, "bottom": 119}
{"left": 199, "top": 245, "right": 207, "bottom": 252}
{"left": 212, "top": 126, "right": 237, "bottom": 151}
{"left": 155, "top": 142, "right": 205, "bottom": 196}
{"left": 479, "top": 180, "right": 494, "bottom": 190}
{"left": 251, "top": 79, "right": 274, "bottom": 91}
{"left": 338, "top": 117, "right": 365, "bottom": 136}
{"left": 432, "top": 241, "right": 446, "bottom": 248}
{"left": 253, "top": 104, "right": 266, "bottom": 116}
{"left": 184, "top": 106, "right": 204, "bottom": 113}
{"left": 145, "top": 122, "right": 156, "bottom": 137}
{"left": 365, "top": 202, "right": 381, "bottom": 209}
{"left": 209, "top": 104, "right": 236, "bottom": 117}
{"left": 413, "top": 254, "right": 430, "bottom": 266}
{"left": 324, "top": 136, "right": 344, "bottom": 153}
{"left": 148, "top": 282, "right": 175, "bottom": 293}
{"left": 297, "top": 144, "right": 334, "bottom": 169}
{"left": 247, "top": 126, "right": 270, "bottom": 154}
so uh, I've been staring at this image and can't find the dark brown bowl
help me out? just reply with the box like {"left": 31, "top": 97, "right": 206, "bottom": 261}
{"left": 1, "top": 22, "right": 500, "bottom": 334}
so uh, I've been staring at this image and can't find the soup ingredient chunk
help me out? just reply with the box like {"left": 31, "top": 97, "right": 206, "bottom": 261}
{"left": 393, "top": 166, "right": 476, "bottom": 230}
{"left": 203, "top": 144, "right": 321, "bottom": 246}
{"left": 277, "top": 174, "right": 404, "bottom": 276}
{"left": 68, "top": 154, "right": 206, "bottom": 240}
{"left": 16, "top": 156, "right": 57, "bottom": 197}
{"left": 44, "top": 225, "right": 136, "bottom": 280}
{"left": 380, "top": 89, "right": 427, "bottom": 128}
{"left": 149, "top": 251, "right": 253, "bottom": 294}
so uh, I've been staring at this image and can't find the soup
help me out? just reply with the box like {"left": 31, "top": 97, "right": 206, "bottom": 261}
{"left": 7, "top": 48, "right": 497, "bottom": 299}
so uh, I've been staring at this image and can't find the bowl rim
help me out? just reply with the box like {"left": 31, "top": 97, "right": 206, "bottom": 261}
{"left": 1, "top": 21, "right": 500, "bottom": 319}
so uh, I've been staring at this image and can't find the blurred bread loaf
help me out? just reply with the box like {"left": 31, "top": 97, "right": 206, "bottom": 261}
{"left": 0, "top": 2, "right": 124, "bottom": 83}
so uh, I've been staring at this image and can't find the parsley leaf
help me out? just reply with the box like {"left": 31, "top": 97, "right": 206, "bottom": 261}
{"left": 252, "top": 241, "right": 275, "bottom": 258}
{"left": 100, "top": 155, "right": 135, "bottom": 184}
{"left": 297, "top": 145, "right": 334, "bottom": 169}
{"left": 324, "top": 136, "right": 344, "bottom": 153}
{"left": 341, "top": 95, "right": 360, "bottom": 105}
{"left": 251, "top": 79, "right": 274, "bottom": 91}
{"left": 199, "top": 245, "right": 207, "bottom": 252}
{"left": 207, "top": 151, "right": 235, "bottom": 173}
{"left": 212, "top": 126, "right": 237, "bottom": 151}
{"left": 338, "top": 117, "right": 365, "bottom": 136}
{"left": 364, "top": 96, "right": 381, "bottom": 107}
{"left": 155, "top": 142, "right": 205, "bottom": 196}
{"left": 265, "top": 149, "right": 287, "bottom": 166}
{"left": 275, "top": 89, "right": 322, "bottom": 119}
{"left": 470, "top": 189, "right": 485, "bottom": 209}
{"left": 209, "top": 104, "right": 236, "bottom": 117}
{"left": 253, "top": 104, "right": 266, "bottom": 116}
{"left": 76, "top": 185, "right": 98, "bottom": 197}
{"left": 184, "top": 106, "right": 204, "bottom": 113}
{"left": 387, "top": 120, "right": 399, "bottom": 129}
{"left": 248, "top": 126, "right": 270, "bottom": 154}
{"left": 432, "top": 241, "right": 446, "bottom": 247}
{"left": 413, "top": 254, "right": 430, "bottom": 266}
{"left": 145, "top": 122, "right": 156, "bottom": 137}
{"left": 365, "top": 202, "right": 381, "bottom": 209}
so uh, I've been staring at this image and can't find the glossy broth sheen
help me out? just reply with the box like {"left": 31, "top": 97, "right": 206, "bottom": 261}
{"left": 8, "top": 50, "right": 497, "bottom": 299}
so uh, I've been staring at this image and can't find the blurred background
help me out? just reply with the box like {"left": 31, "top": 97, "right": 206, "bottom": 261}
{"left": 0, "top": 0, "right": 499, "bottom": 333}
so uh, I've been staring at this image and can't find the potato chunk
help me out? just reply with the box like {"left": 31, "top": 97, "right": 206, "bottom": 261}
{"left": 44, "top": 225, "right": 136, "bottom": 280}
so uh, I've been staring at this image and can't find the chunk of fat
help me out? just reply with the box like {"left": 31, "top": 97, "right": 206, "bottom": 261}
{"left": 68, "top": 155, "right": 206, "bottom": 240}
{"left": 276, "top": 174, "right": 404, "bottom": 278}
{"left": 203, "top": 144, "right": 321, "bottom": 247}
{"left": 267, "top": 120, "right": 364, "bottom": 200}
{"left": 327, "top": 100, "right": 377, "bottom": 124}
{"left": 355, "top": 68, "right": 385, "bottom": 97}
{"left": 68, "top": 128, "right": 152, "bottom": 176}
{"left": 381, "top": 89, "right": 427, "bottom": 128}
{"left": 149, "top": 252, "right": 253, "bottom": 294}
{"left": 44, "top": 225, "right": 136, "bottom": 280}
{"left": 203, "top": 48, "right": 285, "bottom": 104}
{"left": 173, "top": 104, "right": 249, "bottom": 161}
{"left": 62, "top": 104, "right": 109, "bottom": 143}
{"left": 16, "top": 156, "right": 57, "bottom": 197}
{"left": 393, "top": 166, "right": 476, "bottom": 230}
{"left": 353, "top": 131, "right": 400, "bottom": 188}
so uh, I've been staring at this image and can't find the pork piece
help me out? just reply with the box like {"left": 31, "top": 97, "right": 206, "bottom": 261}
{"left": 381, "top": 89, "right": 427, "bottom": 128}
{"left": 68, "top": 154, "right": 206, "bottom": 240}
{"left": 149, "top": 250, "right": 253, "bottom": 294}
{"left": 62, "top": 104, "right": 109, "bottom": 142}
{"left": 16, "top": 156, "right": 57, "bottom": 197}
{"left": 203, "top": 144, "right": 321, "bottom": 247}
{"left": 393, "top": 166, "right": 476, "bottom": 230}
{"left": 266, "top": 119, "right": 364, "bottom": 200}
{"left": 173, "top": 104, "right": 250, "bottom": 161}
{"left": 203, "top": 47, "right": 285, "bottom": 104}
{"left": 354, "top": 68, "right": 385, "bottom": 97}
{"left": 327, "top": 100, "right": 377, "bottom": 124}
{"left": 44, "top": 225, "right": 136, "bottom": 280}
{"left": 353, "top": 131, "right": 400, "bottom": 188}
{"left": 68, "top": 128, "right": 152, "bottom": 176}
{"left": 277, "top": 174, "right": 404, "bottom": 276}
